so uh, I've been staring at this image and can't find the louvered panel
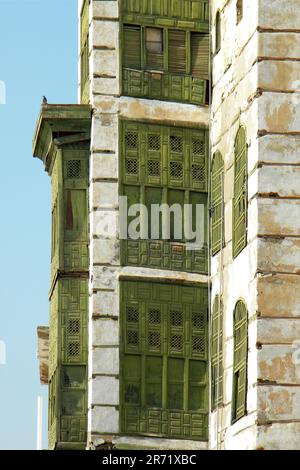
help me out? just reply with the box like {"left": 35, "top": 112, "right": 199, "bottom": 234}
{"left": 122, "top": 0, "right": 209, "bottom": 26}
{"left": 121, "top": 281, "right": 208, "bottom": 440}
{"left": 48, "top": 141, "right": 89, "bottom": 449}
{"left": 233, "top": 127, "right": 248, "bottom": 258}
{"left": 123, "top": 25, "right": 142, "bottom": 69}
{"left": 120, "top": 121, "right": 209, "bottom": 273}
{"left": 232, "top": 301, "right": 248, "bottom": 422}
{"left": 211, "top": 151, "right": 224, "bottom": 255}
{"left": 146, "top": 52, "right": 164, "bottom": 71}
{"left": 123, "top": 69, "right": 207, "bottom": 105}
{"left": 168, "top": 30, "right": 187, "bottom": 75}
{"left": 191, "top": 33, "right": 209, "bottom": 79}
{"left": 211, "top": 296, "right": 223, "bottom": 410}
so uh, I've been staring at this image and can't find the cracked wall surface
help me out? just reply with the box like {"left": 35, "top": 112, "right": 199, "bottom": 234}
{"left": 211, "top": 0, "right": 300, "bottom": 450}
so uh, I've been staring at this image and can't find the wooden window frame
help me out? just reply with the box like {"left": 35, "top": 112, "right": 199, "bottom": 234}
{"left": 233, "top": 126, "right": 248, "bottom": 259}
{"left": 211, "top": 296, "right": 223, "bottom": 410}
{"left": 211, "top": 151, "right": 224, "bottom": 256}
{"left": 120, "top": 281, "right": 209, "bottom": 440}
{"left": 232, "top": 300, "right": 248, "bottom": 423}
{"left": 123, "top": 24, "right": 209, "bottom": 79}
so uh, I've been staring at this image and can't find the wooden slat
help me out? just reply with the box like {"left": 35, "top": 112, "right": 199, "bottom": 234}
{"left": 191, "top": 33, "right": 209, "bottom": 79}
{"left": 123, "top": 25, "right": 142, "bottom": 69}
{"left": 168, "top": 30, "right": 186, "bottom": 75}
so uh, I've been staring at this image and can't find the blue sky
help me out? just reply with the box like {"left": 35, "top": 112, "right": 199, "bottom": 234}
{"left": 0, "top": 0, "right": 77, "bottom": 449}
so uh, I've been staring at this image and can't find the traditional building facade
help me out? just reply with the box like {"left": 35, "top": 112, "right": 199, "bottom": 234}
{"left": 33, "top": 0, "right": 300, "bottom": 450}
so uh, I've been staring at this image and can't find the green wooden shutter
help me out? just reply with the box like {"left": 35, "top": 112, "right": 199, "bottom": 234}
{"left": 233, "top": 126, "right": 247, "bottom": 258}
{"left": 232, "top": 300, "right": 248, "bottom": 422}
{"left": 120, "top": 121, "right": 208, "bottom": 274}
{"left": 211, "top": 296, "right": 223, "bottom": 410}
{"left": 191, "top": 33, "right": 209, "bottom": 79}
{"left": 168, "top": 30, "right": 187, "bottom": 75}
{"left": 48, "top": 146, "right": 89, "bottom": 450}
{"left": 121, "top": 281, "right": 208, "bottom": 440}
{"left": 122, "top": 0, "right": 209, "bottom": 25}
{"left": 123, "top": 25, "right": 142, "bottom": 69}
{"left": 211, "top": 151, "right": 224, "bottom": 256}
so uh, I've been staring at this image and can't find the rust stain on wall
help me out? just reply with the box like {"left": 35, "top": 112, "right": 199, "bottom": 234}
{"left": 259, "top": 352, "right": 296, "bottom": 383}
{"left": 265, "top": 100, "right": 293, "bottom": 133}
{"left": 268, "top": 389, "right": 292, "bottom": 415}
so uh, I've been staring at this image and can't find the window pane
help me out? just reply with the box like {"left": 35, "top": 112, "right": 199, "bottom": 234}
{"left": 146, "top": 28, "right": 163, "bottom": 53}
{"left": 146, "top": 28, "right": 164, "bottom": 70}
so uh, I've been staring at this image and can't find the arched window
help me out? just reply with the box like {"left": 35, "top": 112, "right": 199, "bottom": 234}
{"left": 215, "top": 11, "right": 221, "bottom": 53}
{"left": 236, "top": 0, "right": 243, "bottom": 24}
{"left": 211, "top": 151, "right": 224, "bottom": 255}
{"left": 211, "top": 296, "right": 223, "bottom": 410}
{"left": 232, "top": 300, "right": 248, "bottom": 422}
{"left": 233, "top": 126, "right": 248, "bottom": 258}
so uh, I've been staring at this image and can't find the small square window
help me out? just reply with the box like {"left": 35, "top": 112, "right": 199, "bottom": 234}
{"left": 146, "top": 28, "right": 163, "bottom": 53}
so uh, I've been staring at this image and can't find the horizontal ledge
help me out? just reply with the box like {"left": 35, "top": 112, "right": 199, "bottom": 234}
{"left": 90, "top": 404, "right": 118, "bottom": 409}
{"left": 90, "top": 374, "right": 119, "bottom": 379}
{"left": 257, "top": 382, "right": 300, "bottom": 387}
{"left": 258, "top": 27, "right": 300, "bottom": 34}
{"left": 91, "top": 178, "right": 118, "bottom": 183}
{"left": 258, "top": 130, "right": 300, "bottom": 137}
{"left": 93, "top": 46, "right": 116, "bottom": 51}
{"left": 93, "top": 74, "right": 117, "bottom": 79}
{"left": 92, "top": 314, "right": 118, "bottom": 320}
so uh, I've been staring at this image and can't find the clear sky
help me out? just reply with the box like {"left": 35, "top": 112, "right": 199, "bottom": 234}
{"left": 0, "top": 0, "right": 77, "bottom": 449}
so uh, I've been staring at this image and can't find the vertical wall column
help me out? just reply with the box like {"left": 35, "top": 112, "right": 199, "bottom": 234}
{"left": 256, "top": 0, "right": 300, "bottom": 450}
{"left": 87, "top": 0, "right": 122, "bottom": 444}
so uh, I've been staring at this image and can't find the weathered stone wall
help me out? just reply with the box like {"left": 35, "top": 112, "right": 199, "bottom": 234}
{"left": 255, "top": 0, "right": 300, "bottom": 450}
{"left": 211, "top": 0, "right": 300, "bottom": 450}
{"left": 210, "top": 0, "right": 259, "bottom": 450}
{"left": 80, "top": 0, "right": 210, "bottom": 449}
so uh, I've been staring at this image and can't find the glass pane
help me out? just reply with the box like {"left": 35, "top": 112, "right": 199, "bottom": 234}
{"left": 168, "top": 358, "right": 184, "bottom": 410}
{"left": 146, "top": 28, "right": 163, "bottom": 53}
{"left": 146, "top": 357, "right": 162, "bottom": 407}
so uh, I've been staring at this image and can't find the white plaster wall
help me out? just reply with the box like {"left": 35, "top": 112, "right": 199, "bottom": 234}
{"left": 210, "top": 0, "right": 259, "bottom": 450}
{"left": 86, "top": 0, "right": 210, "bottom": 450}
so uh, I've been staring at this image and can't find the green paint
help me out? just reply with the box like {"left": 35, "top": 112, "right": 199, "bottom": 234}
{"left": 211, "top": 296, "right": 223, "bottom": 410}
{"left": 122, "top": 0, "right": 209, "bottom": 31}
{"left": 233, "top": 126, "right": 248, "bottom": 259}
{"left": 120, "top": 280, "right": 209, "bottom": 440}
{"left": 211, "top": 151, "right": 224, "bottom": 256}
{"left": 120, "top": 120, "right": 209, "bottom": 274}
{"left": 33, "top": 105, "right": 91, "bottom": 450}
{"left": 232, "top": 300, "right": 248, "bottom": 423}
{"left": 122, "top": 24, "right": 209, "bottom": 104}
